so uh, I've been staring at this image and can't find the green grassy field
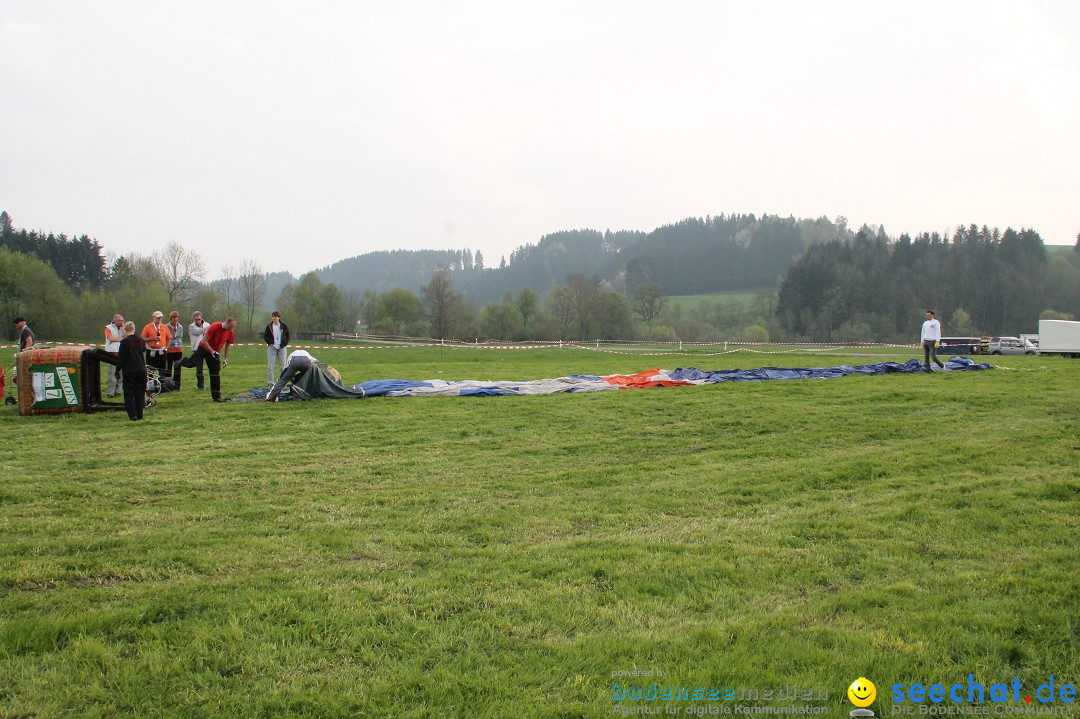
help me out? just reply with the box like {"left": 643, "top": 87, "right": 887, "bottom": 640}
{"left": 665, "top": 290, "right": 766, "bottom": 311}
{"left": 1, "top": 345, "right": 1078, "bottom": 718}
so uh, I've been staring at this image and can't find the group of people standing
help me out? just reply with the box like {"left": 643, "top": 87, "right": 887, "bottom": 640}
{"left": 101, "top": 310, "right": 243, "bottom": 420}
{"left": 96, "top": 310, "right": 293, "bottom": 420}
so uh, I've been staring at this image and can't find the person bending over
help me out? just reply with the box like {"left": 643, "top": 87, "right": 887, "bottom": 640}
{"left": 265, "top": 349, "right": 317, "bottom": 402}
{"left": 179, "top": 317, "right": 236, "bottom": 402}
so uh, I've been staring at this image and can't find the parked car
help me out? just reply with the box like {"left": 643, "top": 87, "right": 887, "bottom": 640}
{"left": 987, "top": 337, "right": 1039, "bottom": 355}
{"left": 938, "top": 337, "right": 982, "bottom": 355}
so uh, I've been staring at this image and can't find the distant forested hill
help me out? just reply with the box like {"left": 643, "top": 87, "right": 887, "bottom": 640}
{"left": 316, "top": 249, "right": 469, "bottom": 295}
{"left": 265, "top": 249, "right": 473, "bottom": 307}
{"left": 776, "top": 224, "right": 1080, "bottom": 339}
{"left": 464, "top": 229, "right": 645, "bottom": 303}
{"left": 302, "top": 213, "right": 852, "bottom": 304}
{"left": 603, "top": 214, "right": 844, "bottom": 295}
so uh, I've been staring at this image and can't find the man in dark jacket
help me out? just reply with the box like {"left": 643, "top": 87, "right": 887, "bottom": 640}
{"left": 263, "top": 311, "right": 291, "bottom": 386}
{"left": 116, "top": 321, "right": 147, "bottom": 420}
{"left": 13, "top": 316, "right": 34, "bottom": 351}
{"left": 11, "top": 316, "right": 34, "bottom": 387}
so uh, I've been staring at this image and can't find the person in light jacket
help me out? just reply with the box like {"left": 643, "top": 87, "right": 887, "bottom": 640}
{"left": 165, "top": 310, "right": 185, "bottom": 387}
{"left": 920, "top": 309, "right": 945, "bottom": 373}
{"left": 103, "top": 313, "right": 124, "bottom": 397}
{"left": 188, "top": 311, "right": 208, "bottom": 390}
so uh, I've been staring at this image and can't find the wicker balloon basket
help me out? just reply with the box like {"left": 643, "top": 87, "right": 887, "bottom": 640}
{"left": 15, "top": 346, "right": 121, "bottom": 416}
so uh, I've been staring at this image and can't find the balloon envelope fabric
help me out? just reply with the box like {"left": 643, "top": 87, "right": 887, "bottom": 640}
{"left": 246, "top": 356, "right": 991, "bottom": 400}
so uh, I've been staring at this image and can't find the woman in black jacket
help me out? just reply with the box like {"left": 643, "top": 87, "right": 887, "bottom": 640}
{"left": 116, "top": 322, "right": 147, "bottom": 420}
{"left": 263, "top": 311, "right": 291, "bottom": 386}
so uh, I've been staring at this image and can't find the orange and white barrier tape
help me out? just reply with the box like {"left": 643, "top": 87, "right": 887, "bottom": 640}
{"left": 4, "top": 339, "right": 921, "bottom": 354}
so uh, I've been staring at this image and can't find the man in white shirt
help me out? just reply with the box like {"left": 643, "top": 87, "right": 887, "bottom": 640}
{"left": 187, "top": 311, "right": 208, "bottom": 390}
{"left": 920, "top": 309, "right": 945, "bottom": 373}
{"left": 103, "top": 313, "right": 125, "bottom": 397}
{"left": 265, "top": 349, "right": 316, "bottom": 402}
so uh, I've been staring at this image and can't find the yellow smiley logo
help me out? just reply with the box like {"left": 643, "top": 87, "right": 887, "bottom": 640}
{"left": 848, "top": 677, "right": 876, "bottom": 707}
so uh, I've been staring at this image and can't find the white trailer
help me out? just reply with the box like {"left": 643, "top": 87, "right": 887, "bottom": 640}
{"left": 1037, "top": 319, "right": 1080, "bottom": 358}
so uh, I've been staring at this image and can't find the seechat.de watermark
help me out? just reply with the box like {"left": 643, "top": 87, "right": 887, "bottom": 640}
{"left": 889, "top": 675, "right": 1075, "bottom": 715}
{"left": 607, "top": 673, "right": 1077, "bottom": 717}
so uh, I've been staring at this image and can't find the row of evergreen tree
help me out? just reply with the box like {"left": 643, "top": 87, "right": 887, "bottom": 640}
{"left": 776, "top": 225, "right": 1080, "bottom": 341}
{"left": 1, "top": 212, "right": 271, "bottom": 343}
{"left": 0, "top": 211, "right": 107, "bottom": 293}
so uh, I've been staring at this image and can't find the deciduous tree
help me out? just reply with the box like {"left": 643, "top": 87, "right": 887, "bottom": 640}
{"left": 218, "top": 265, "right": 239, "bottom": 318}
{"left": 632, "top": 284, "right": 667, "bottom": 329}
{"left": 376, "top": 288, "right": 422, "bottom": 335}
{"left": 515, "top": 287, "right": 538, "bottom": 335}
{"left": 545, "top": 285, "right": 575, "bottom": 340}
{"left": 565, "top": 273, "right": 600, "bottom": 340}
{"left": 239, "top": 259, "right": 267, "bottom": 334}
{"left": 152, "top": 242, "right": 206, "bottom": 305}
{"left": 422, "top": 268, "right": 463, "bottom": 340}
{"left": 479, "top": 301, "right": 522, "bottom": 340}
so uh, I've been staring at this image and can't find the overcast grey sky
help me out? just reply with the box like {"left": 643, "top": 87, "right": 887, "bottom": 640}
{"left": 2, "top": 1, "right": 1077, "bottom": 279}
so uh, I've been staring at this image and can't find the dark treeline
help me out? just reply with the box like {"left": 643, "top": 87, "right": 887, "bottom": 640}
{"left": 777, "top": 224, "right": 1080, "bottom": 341}
{"left": 1, "top": 212, "right": 268, "bottom": 343}
{"left": 0, "top": 211, "right": 107, "bottom": 293}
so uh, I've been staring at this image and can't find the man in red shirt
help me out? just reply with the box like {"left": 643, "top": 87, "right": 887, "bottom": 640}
{"left": 179, "top": 317, "right": 237, "bottom": 402}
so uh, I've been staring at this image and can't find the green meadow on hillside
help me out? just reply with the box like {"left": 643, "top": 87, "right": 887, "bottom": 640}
{"left": 664, "top": 290, "right": 766, "bottom": 311}
{"left": 1, "top": 345, "right": 1077, "bottom": 718}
